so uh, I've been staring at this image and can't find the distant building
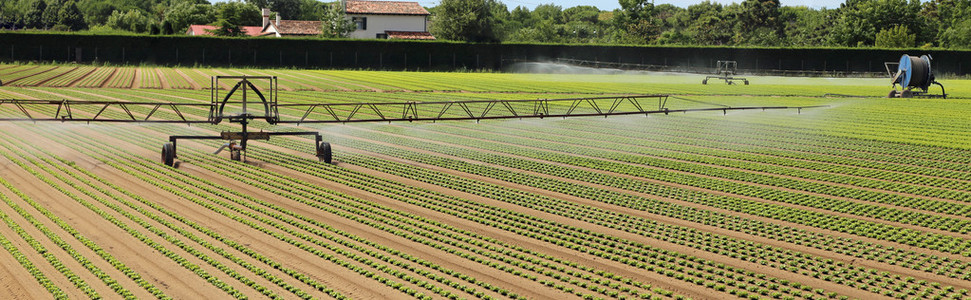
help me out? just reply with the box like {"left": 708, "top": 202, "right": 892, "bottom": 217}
{"left": 344, "top": 0, "right": 434, "bottom": 40}
{"left": 185, "top": 24, "right": 262, "bottom": 36}
{"left": 187, "top": 0, "right": 434, "bottom": 40}
{"left": 260, "top": 9, "right": 323, "bottom": 37}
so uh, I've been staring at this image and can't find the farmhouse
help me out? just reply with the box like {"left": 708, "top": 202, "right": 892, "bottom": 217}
{"left": 343, "top": 0, "right": 434, "bottom": 40}
{"left": 259, "top": 9, "right": 322, "bottom": 37}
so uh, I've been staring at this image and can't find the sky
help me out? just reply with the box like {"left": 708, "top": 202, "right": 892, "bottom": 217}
{"left": 415, "top": 0, "right": 846, "bottom": 10}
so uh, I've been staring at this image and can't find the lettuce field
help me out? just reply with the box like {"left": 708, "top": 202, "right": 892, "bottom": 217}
{"left": 0, "top": 63, "right": 970, "bottom": 299}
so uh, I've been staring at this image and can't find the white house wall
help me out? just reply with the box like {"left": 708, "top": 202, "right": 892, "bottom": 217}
{"left": 347, "top": 14, "right": 427, "bottom": 39}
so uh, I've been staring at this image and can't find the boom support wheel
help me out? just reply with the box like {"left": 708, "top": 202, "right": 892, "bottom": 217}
{"left": 317, "top": 142, "right": 332, "bottom": 164}
{"left": 162, "top": 143, "right": 175, "bottom": 167}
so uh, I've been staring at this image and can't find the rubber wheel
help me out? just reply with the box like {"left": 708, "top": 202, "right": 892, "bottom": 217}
{"left": 702, "top": 79, "right": 707, "bottom": 85}
{"left": 901, "top": 90, "right": 913, "bottom": 98}
{"left": 162, "top": 143, "right": 175, "bottom": 167}
{"left": 888, "top": 90, "right": 898, "bottom": 98}
{"left": 230, "top": 150, "right": 241, "bottom": 161}
{"left": 744, "top": 81, "right": 749, "bottom": 85}
{"left": 317, "top": 142, "right": 332, "bottom": 164}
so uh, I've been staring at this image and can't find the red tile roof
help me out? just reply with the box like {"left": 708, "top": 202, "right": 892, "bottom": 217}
{"left": 346, "top": 1, "right": 429, "bottom": 15}
{"left": 186, "top": 25, "right": 263, "bottom": 36}
{"left": 271, "top": 20, "right": 322, "bottom": 35}
{"left": 386, "top": 31, "right": 435, "bottom": 40}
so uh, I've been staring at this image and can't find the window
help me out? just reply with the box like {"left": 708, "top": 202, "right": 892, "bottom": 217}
{"left": 376, "top": 33, "right": 388, "bottom": 39}
{"left": 352, "top": 17, "right": 367, "bottom": 30}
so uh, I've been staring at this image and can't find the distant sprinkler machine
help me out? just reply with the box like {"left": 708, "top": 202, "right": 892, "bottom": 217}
{"left": 703, "top": 60, "right": 749, "bottom": 85}
{"left": 888, "top": 54, "right": 946, "bottom": 98}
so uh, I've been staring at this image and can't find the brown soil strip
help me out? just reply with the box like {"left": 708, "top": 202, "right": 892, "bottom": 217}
{"left": 155, "top": 68, "right": 170, "bottom": 90}
{"left": 5, "top": 66, "right": 58, "bottom": 86}
{"left": 131, "top": 68, "right": 142, "bottom": 89}
{"left": 30, "top": 66, "right": 77, "bottom": 87}
{"left": 0, "top": 247, "right": 45, "bottom": 300}
{"left": 66, "top": 67, "right": 99, "bottom": 88}
{"left": 97, "top": 68, "right": 118, "bottom": 88}
{"left": 174, "top": 69, "right": 201, "bottom": 90}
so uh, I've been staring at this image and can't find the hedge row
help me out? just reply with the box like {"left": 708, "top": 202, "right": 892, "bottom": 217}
{"left": 1, "top": 32, "right": 969, "bottom": 75}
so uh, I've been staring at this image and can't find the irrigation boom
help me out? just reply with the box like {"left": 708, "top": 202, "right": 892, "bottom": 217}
{"left": 0, "top": 76, "right": 825, "bottom": 167}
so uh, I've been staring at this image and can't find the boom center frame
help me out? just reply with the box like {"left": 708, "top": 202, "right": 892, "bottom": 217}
{"left": 161, "top": 76, "right": 331, "bottom": 167}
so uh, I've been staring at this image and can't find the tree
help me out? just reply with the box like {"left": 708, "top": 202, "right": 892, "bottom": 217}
{"left": 211, "top": 1, "right": 260, "bottom": 36}
{"left": 163, "top": 0, "right": 215, "bottom": 34}
{"left": 41, "top": 0, "right": 60, "bottom": 28}
{"left": 56, "top": 0, "right": 85, "bottom": 31}
{"left": 106, "top": 9, "right": 150, "bottom": 32}
{"left": 781, "top": 7, "right": 837, "bottom": 46}
{"left": 319, "top": 2, "right": 353, "bottom": 38}
{"left": 940, "top": 18, "right": 971, "bottom": 48}
{"left": 734, "top": 0, "right": 782, "bottom": 44}
{"left": 831, "top": 0, "right": 928, "bottom": 46}
{"left": 875, "top": 24, "right": 916, "bottom": 47}
{"left": 431, "top": 0, "right": 498, "bottom": 42}
{"left": 78, "top": 2, "right": 116, "bottom": 27}
{"left": 22, "top": 0, "right": 46, "bottom": 28}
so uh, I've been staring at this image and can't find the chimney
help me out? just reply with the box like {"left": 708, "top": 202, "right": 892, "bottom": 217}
{"left": 276, "top": 14, "right": 281, "bottom": 26}
{"left": 262, "top": 8, "right": 270, "bottom": 28}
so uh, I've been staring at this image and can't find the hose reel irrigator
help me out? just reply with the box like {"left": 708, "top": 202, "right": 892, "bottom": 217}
{"left": 889, "top": 54, "right": 946, "bottom": 98}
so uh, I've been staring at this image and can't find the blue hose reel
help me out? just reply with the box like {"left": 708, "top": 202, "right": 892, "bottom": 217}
{"left": 890, "top": 54, "right": 946, "bottom": 98}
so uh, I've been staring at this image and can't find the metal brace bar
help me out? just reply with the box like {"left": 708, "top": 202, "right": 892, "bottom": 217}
{"left": 457, "top": 103, "right": 475, "bottom": 119}
{"left": 479, "top": 101, "right": 497, "bottom": 118}
{"left": 170, "top": 104, "right": 188, "bottom": 122}
{"left": 299, "top": 105, "right": 318, "bottom": 123}
{"left": 368, "top": 104, "right": 386, "bottom": 120}
{"left": 91, "top": 104, "right": 110, "bottom": 120}
{"left": 119, "top": 104, "right": 136, "bottom": 120}
{"left": 501, "top": 101, "right": 518, "bottom": 117}
{"left": 145, "top": 104, "right": 162, "bottom": 121}
{"left": 323, "top": 106, "right": 340, "bottom": 122}
{"left": 436, "top": 102, "right": 454, "bottom": 119}
{"left": 54, "top": 100, "right": 64, "bottom": 119}
{"left": 628, "top": 97, "right": 645, "bottom": 112}
{"left": 585, "top": 99, "right": 603, "bottom": 114}
{"left": 608, "top": 98, "right": 623, "bottom": 114}
{"left": 14, "top": 102, "right": 32, "bottom": 120}
{"left": 566, "top": 100, "right": 582, "bottom": 115}
{"left": 346, "top": 104, "right": 363, "bottom": 121}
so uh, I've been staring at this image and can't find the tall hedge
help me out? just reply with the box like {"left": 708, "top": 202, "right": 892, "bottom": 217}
{"left": 1, "top": 31, "right": 969, "bottom": 75}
